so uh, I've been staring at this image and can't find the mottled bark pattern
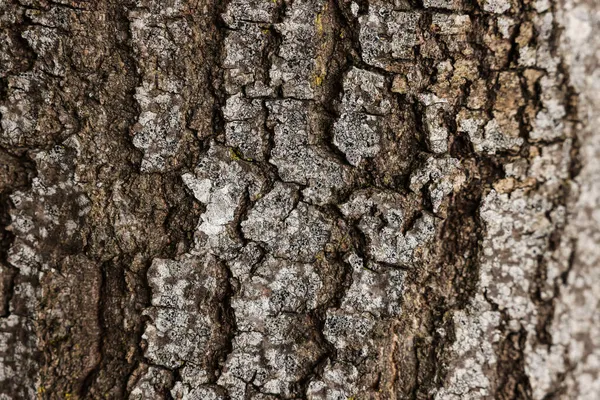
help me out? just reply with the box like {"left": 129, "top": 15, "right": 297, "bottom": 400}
{"left": 0, "top": 0, "right": 598, "bottom": 399}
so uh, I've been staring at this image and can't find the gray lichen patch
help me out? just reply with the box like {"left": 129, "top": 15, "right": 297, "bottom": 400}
{"left": 223, "top": 22, "right": 272, "bottom": 96}
{"left": 241, "top": 183, "right": 332, "bottom": 262}
{"left": 423, "top": 0, "right": 469, "bottom": 10}
{"left": 418, "top": 94, "right": 451, "bottom": 154}
{"left": 457, "top": 109, "right": 524, "bottom": 154}
{"left": 410, "top": 156, "right": 466, "bottom": 216}
{"left": 232, "top": 256, "right": 324, "bottom": 323}
{"left": 218, "top": 259, "right": 329, "bottom": 397}
{"left": 439, "top": 182, "right": 567, "bottom": 398}
{"left": 306, "top": 360, "right": 359, "bottom": 399}
{"left": 359, "top": 4, "right": 421, "bottom": 70}
{"left": 479, "top": 189, "right": 556, "bottom": 323}
{"left": 0, "top": 72, "right": 76, "bottom": 149}
{"left": 223, "top": 94, "right": 269, "bottom": 161}
{"left": 434, "top": 294, "right": 502, "bottom": 399}
{"left": 143, "top": 255, "right": 229, "bottom": 372}
{"left": 131, "top": 81, "right": 188, "bottom": 171}
{"left": 182, "top": 143, "right": 266, "bottom": 256}
{"left": 320, "top": 260, "right": 405, "bottom": 394}
{"left": 8, "top": 144, "right": 90, "bottom": 281}
{"left": 431, "top": 13, "right": 472, "bottom": 36}
{"left": 128, "top": 0, "right": 211, "bottom": 171}
{"left": 341, "top": 254, "right": 405, "bottom": 318}
{"left": 341, "top": 190, "right": 438, "bottom": 266}
{"left": 128, "top": 365, "right": 174, "bottom": 400}
{"left": 1, "top": 142, "right": 92, "bottom": 397}
{"left": 267, "top": 99, "right": 352, "bottom": 205}
{"left": 218, "top": 321, "right": 325, "bottom": 398}
{"left": 437, "top": 0, "right": 584, "bottom": 392}
{"left": 333, "top": 67, "right": 390, "bottom": 166}
{"left": 526, "top": 3, "right": 600, "bottom": 397}
{"left": 270, "top": 0, "right": 322, "bottom": 100}
{"left": 171, "top": 382, "right": 228, "bottom": 400}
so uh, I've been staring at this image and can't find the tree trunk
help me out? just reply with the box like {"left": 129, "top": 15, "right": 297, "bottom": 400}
{"left": 1, "top": 0, "right": 598, "bottom": 398}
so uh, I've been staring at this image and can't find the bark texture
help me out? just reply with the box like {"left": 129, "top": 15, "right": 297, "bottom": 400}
{"left": 0, "top": 0, "right": 599, "bottom": 399}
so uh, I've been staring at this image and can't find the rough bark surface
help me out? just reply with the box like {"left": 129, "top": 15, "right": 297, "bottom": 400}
{"left": 0, "top": 0, "right": 598, "bottom": 399}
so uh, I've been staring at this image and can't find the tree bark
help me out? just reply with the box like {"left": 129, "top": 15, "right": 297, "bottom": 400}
{"left": 0, "top": 0, "right": 598, "bottom": 399}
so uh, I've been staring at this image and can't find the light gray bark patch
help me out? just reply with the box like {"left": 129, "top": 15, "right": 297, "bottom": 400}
{"left": 332, "top": 67, "right": 390, "bottom": 166}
